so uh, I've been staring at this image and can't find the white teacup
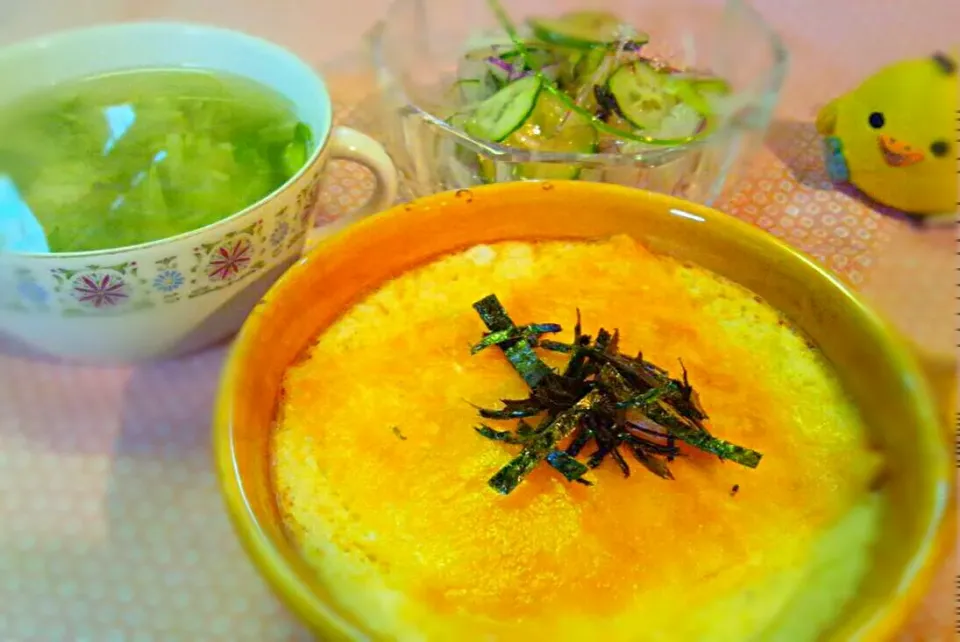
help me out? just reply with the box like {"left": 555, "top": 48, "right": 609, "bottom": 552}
{"left": 0, "top": 22, "right": 398, "bottom": 364}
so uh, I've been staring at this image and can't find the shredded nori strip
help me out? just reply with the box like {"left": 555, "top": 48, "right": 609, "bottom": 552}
{"left": 468, "top": 294, "right": 762, "bottom": 494}
{"left": 472, "top": 295, "right": 555, "bottom": 388}
{"left": 626, "top": 440, "right": 675, "bottom": 479}
{"left": 488, "top": 390, "right": 604, "bottom": 495}
{"left": 475, "top": 397, "right": 543, "bottom": 419}
{"left": 475, "top": 424, "right": 528, "bottom": 444}
{"left": 546, "top": 450, "right": 591, "bottom": 483}
{"left": 540, "top": 340, "right": 573, "bottom": 354}
{"left": 471, "top": 323, "right": 563, "bottom": 355}
{"left": 646, "top": 402, "right": 762, "bottom": 468}
{"left": 566, "top": 419, "right": 594, "bottom": 458}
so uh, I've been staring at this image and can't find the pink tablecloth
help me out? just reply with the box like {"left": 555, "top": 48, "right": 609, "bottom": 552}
{"left": 1, "top": 2, "right": 957, "bottom": 639}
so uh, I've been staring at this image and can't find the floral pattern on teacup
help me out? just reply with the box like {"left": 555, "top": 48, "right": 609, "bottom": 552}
{"left": 153, "top": 269, "right": 185, "bottom": 293}
{"left": 48, "top": 261, "right": 149, "bottom": 316}
{"left": 71, "top": 270, "right": 129, "bottom": 308}
{"left": 152, "top": 256, "right": 186, "bottom": 303}
{"left": 0, "top": 267, "right": 48, "bottom": 311}
{"left": 297, "top": 172, "right": 323, "bottom": 226}
{"left": 17, "top": 279, "right": 49, "bottom": 306}
{"left": 282, "top": 172, "right": 323, "bottom": 253}
{"left": 268, "top": 208, "right": 295, "bottom": 259}
{"left": 206, "top": 237, "right": 254, "bottom": 282}
{"left": 269, "top": 211, "right": 290, "bottom": 247}
{"left": 3, "top": 172, "right": 324, "bottom": 315}
{"left": 186, "top": 220, "right": 267, "bottom": 300}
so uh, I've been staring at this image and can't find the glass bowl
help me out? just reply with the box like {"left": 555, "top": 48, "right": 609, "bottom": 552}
{"left": 369, "top": 0, "right": 788, "bottom": 204}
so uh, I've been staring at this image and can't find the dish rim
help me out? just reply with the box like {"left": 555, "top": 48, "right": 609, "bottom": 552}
{"left": 0, "top": 21, "right": 333, "bottom": 259}
{"left": 213, "top": 180, "right": 952, "bottom": 642}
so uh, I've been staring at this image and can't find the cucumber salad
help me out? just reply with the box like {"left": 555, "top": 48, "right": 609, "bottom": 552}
{"left": 444, "top": 9, "right": 732, "bottom": 181}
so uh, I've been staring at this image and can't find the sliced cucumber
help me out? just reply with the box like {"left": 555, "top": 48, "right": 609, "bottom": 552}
{"left": 571, "top": 47, "right": 610, "bottom": 85}
{"left": 501, "top": 89, "right": 597, "bottom": 180}
{"left": 484, "top": 60, "right": 514, "bottom": 88}
{"left": 515, "top": 158, "right": 581, "bottom": 180}
{"left": 465, "top": 75, "right": 542, "bottom": 142}
{"left": 453, "top": 78, "right": 491, "bottom": 104}
{"left": 493, "top": 52, "right": 559, "bottom": 86}
{"left": 477, "top": 156, "right": 499, "bottom": 183}
{"left": 607, "top": 61, "right": 675, "bottom": 130}
{"left": 687, "top": 76, "right": 732, "bottom": 97}
{"left": 456, "top": 53, "right": 506, "bottom": 101}
{"left": 518, "top": 164, "right": 580, "bottom": 180}
{"left": 510, "top": 46, "right": 557, "bottom": 72}
{"left": 528, "top": 11, "right": 648, "bottom": 50}
{"left": 663, "top": 77, "right": 712, "bottom": 120}
{"left": 647, "top": 102, "right": 703, "bottom": 140}
{"left": 465, "top": 45, "right": 556, "bottom": 70}
{"left": 464, "top": 44, "right": 519, "bottom": 62}
{"left": 544, "top": 82, "right": 710, "bottom": 146}
{"left": 446, "top": 111, "right": 470, "bottom": 129}
{"left": 556, "top": 49, "right": 585, "bottom": 89}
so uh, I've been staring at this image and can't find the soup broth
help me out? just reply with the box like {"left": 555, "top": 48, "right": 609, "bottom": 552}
{"left": 272, "top": 236, "right": 884, "bottom": 642}
{"left": 0, "top": 68, "right": 311, "bottom": 252}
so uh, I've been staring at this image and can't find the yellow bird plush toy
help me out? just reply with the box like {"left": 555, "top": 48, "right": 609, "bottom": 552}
{"left": 816, "top": 51, "right": 958, "bottom": 220}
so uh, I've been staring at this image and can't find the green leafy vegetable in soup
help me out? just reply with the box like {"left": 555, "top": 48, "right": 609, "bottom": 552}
{"left": 0, "top": 68, "right": 313, "bottom": 252}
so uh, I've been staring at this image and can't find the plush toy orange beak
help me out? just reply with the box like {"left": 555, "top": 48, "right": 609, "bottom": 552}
{"left": 877, "top": 134, "right": 925, "bottom": 167}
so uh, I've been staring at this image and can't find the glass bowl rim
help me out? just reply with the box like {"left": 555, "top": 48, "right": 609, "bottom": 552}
{"left": 367, "top": 0, "right": 790, "bottom": 165}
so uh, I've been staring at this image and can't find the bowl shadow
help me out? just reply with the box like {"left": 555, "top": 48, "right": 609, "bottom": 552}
{"left": 113, "top": 346, "right": 226, "bottom": 459}
{"left": 165, "top": 259, "right": 298, "bottom": 359}
{"left": 765, "top": 119, "right": 936, "bottom": 229}
{"left": 0, "top": 332, "right": 74, "bottom": 364}
{"left": 0, "top": 319, "right": 311, "bottom": 637}
{"left": 86, "top": 346, "right": 315, "bottom": 639}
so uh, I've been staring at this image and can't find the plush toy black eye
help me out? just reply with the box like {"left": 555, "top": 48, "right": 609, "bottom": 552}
{"left": 930, "top": 140, "right": 949, "bottom": 157}
{"left": 868, "top": 112, "right": 885, "bottom": 129}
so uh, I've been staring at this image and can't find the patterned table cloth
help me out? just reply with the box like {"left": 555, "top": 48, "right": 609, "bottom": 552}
{"left": 0, "top": 9, "right": 956, "bottom": 640}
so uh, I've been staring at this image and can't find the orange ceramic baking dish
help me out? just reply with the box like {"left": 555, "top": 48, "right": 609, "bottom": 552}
{"left": 213, "top": 180, "right": 954, "bottom": 641}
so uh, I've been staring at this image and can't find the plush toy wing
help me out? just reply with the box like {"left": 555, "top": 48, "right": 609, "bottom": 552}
{"left": 815, "top": 98, "right": 851, "bottom": 182}
{"left": 815, "top": 98, "right": 839, "bottom": 136}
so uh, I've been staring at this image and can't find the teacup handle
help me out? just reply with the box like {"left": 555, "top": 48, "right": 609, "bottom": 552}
{"left": 306, "top": 126, "right": 398, "bottom": 248}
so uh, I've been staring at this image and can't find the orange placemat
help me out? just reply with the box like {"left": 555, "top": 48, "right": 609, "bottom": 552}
{"left": 0, "top": 76, "right": 954, "bottom": 642}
